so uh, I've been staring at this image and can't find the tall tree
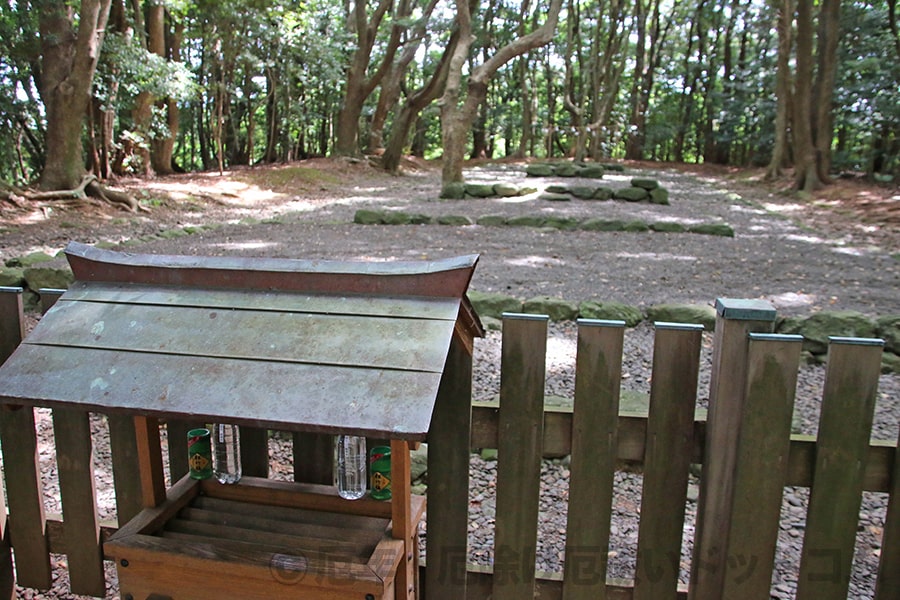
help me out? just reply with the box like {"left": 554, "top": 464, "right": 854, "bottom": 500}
{"left": 766, "top": 0, "right": 793, "bottom": 179}
{"left": 793, "top": 0, "right": 822, "bottom": 191}
{"left": 38, "top": 0, "right": 113, "bottom": 190}
{"left": 812, "top": 0, "right": 841, "bottom": 182}
{"left": 440, "top": 0, "right": 562, "bottom": 195}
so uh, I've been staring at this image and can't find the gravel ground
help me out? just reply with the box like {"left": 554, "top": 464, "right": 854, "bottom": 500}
{"left": 6, "top": 161, "right": 899, "bottom": 599}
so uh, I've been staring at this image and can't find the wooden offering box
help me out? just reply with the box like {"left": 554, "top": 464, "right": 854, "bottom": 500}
{"left": 0, "top": 242, "right": 482, "bottom": 600}
{"left": 106, "top": 476, "right": 426, "bottom": 599}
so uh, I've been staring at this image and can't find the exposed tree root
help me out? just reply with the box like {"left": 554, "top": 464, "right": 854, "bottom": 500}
{"left": 4, "top": 175, "right": 148, "bottom": 213}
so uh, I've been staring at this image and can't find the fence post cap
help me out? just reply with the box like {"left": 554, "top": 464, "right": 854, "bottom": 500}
{"left": 715, "top": 298, "right": 776, "bottom": 321}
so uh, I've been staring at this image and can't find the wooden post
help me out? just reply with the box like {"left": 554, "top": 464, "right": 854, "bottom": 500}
{"left": 797, "top": 337, "right": 883, "bottom": 600}
{"left": 392, "top": 439, "right": 414, "bottom": 599}
{"left": 426, "top": 334, "right": 474, "bottom": 600}
{"left": 52, "top": 408, "right": 106, "bottom": 596}
{"left": 493, "top": 313, "right": 548, "bottom": 600}
{"left": 722, "top": 333, "right": 803, "bottom": 599}
{"left": 0, "top": 287, "right": 22, "bottom": 599}
{"left": 134, "top": 416, "right": 168, "bottom": 508}
{"left": 108, "top": 414, "right": 145, "bottom": 526}
{"left": 563, "top": 319, "right": 625, "bottom": 600}
{"left": 876, "top": 421, "right": 900, "bottom": 599}
{"left": 239, "top": 426, "right": 269, "bottom": 478}
{"left": 689, "top": 299, "right": 776, "bottom": 599}
{"left": 293, "top": 432, "right": 335, "bottom": 484}
{"left": 634, "top": 322, "right": 704, "bottom": 600}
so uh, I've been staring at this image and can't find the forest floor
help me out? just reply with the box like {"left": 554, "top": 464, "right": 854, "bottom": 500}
{"left": 2, "top": 156, "right": 897, "bottom": 315}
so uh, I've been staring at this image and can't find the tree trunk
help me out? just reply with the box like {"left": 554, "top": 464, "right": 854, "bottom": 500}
{"left": 812, "top": 0, "right": 841, "bottom": 182}
{"left": 334, "top": 0, "right": 402, "bottom": 156}
{"left": 151, "top": 18, "right": 183, "bottom": 174}
{"left": 38, "top": 0, "right": 113, "bottom": 191}
{"left": 766, "top": 0, "right": 793, "bottom": 180}
{"left": 793, "top": 0, "right": 823, "bottom": 191}
{"left": 440, "top": 0, "right": 562, "bottom": 193}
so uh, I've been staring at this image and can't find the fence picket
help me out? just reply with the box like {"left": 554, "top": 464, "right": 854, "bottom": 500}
{"left": 722, "top": 333, "right": 803, "bottom": 599}
{"left": 52, "top": 408, "right": 106, "bottom": 596}
{"left": 634, "top": 323, "right": 704, "bottom": 600}
{"left": 493, "top": 313, "right": 548, "bottom": 600}
{"left": 562, "top": 319, "right": 625, "bottom": 600}
{"left": 797, "top": 337, "right": 884, "bottom": 600}
{"left": 293, "top": 432, "right": 335, "bottom": 484}
{"left": 426, "top": 335, "right": 474, "bottom": 600}
{"left": 240, "top": 426, "right": 270, "bottom": 477}
{"left": 0, "top": 287, "right": 23, "bottom": 599}
{"left": 876, "top": 422, "right": 900, "bottom": 599}
{"left": 107, "top": 415, "right": 144, "bottom": 526}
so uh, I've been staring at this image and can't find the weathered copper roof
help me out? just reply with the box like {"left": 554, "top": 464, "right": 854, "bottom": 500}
{"left": 0, "top": 242, "right": 482, "bottom": 440}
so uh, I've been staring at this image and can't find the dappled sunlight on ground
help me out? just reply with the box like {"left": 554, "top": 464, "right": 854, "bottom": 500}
{"left": 615, "top": 251, "right": 697, "bottom": 262}
{"left": 505, "top": 255, "right": 566, "bottom": 268}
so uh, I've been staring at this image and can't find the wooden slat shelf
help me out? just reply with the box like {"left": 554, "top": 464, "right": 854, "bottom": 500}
{"left": 106, "top": 476, "right": 426, "bottom": 600}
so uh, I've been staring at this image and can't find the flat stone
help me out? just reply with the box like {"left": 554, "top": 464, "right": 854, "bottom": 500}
{"left": 543, "top": 216, "right": 581, "bottom": 230}
{"left": 493, "top": 183, "right": 521, "bottom": 197}
{"left": 623, "top": 220, "right": 650, "bottom": 232}
{"left": 649, "top": 187, "right": 670, "bottom": 205}
{"left": 525, "top": 164, "right": 555, "bottom": 177}
{"left": 467, "top": 291, "right": 523, "bottom": 319}
{"left": 778, "top": 310, "right": 878, "bottom": 355}
{"left": 570, "top": 186, "right": 598, "bottom": 199}
{"left": 876, "top": 315, "right": 900, "bottom": 354}
{"left": 578, "top": 301, "right": 644, "bottom": 327}
{"left": 579, "top": 165, "right": 606, "bottom": 178}
{"left": 465, "top": 183, "right": 496, "bottom": 198}
{"left": 650, "top": 221, "right": 686, "bottom": 233}
{"left": 353, "top": 209, "right": 385, "bottom": 224}
{"left": 508, "top": 215, "right": 547, "bottom": 228}
{"left": 689, "top": 223, "right": 734, "bottom": 237}
{"left": 553, "top": 163, "right": 580, "bottom": 177}
{"left": 7, "top": 252, "right": 55, "bottom": 267}
{"left": 614, "top": 187, "right": 650, "bottom": 202}
{"left": 579, "top": 218, "right": 626, "bottom": 232}
{"left": 440, "top": 182, "right": 467, "bottom": 199}
{"left": 539, "top": 193, "right": 571, "bottom": 202}
{"left": 23, "top": 267, "right": 74, "bottom": 294}
{"left": 631, "top": 177, "right": 660, "bottom": 190}
{"left": 0, "top": 267, "right": 25, "bottom": 287}
{"left": 522, "top": 296, "right": 579, "bottom": 321}
{"left": 545, "top": 184, "right": 570, "bottom": 194}
{"left": 591, "top": 187, "right": 614, "bottom": 201}
{"left": 646, "top": 303, "right": 717, "bottom": 330}
{"left": 382, "top": 211, "right": 412, "bottom": 225}
{"left": 436, "top": 215, "right": 473, "bottom": 226}
{"left": 476, "top": 215, "right": 508, "bottom": 227}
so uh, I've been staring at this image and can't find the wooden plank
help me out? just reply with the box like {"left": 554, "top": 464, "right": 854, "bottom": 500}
{"left": 391, "top": 439, "right": 415, "bottom": 599}
{"left": 563, "top": 320, "right": 625, "bottom": 600}
{"left": 51, "top": 407, "right": 106, "bottom": 596}
{"left": 62, "top": 280, "right": 462, "bottom": 321}
{"left": 134, "top": 416, "right": 167, "bottom": 508}
{"left": 876, "top": 423, "right": 900, "bottom": 599}
{"left": 165, "top": 418, "right": 205, "bottom": 483}
{"left": 471, "top": 407, "right": 896, "bottom": 492}
{"left": 239, "top": 426, "right": 269, "bottom": 478}
{"left": 106, "top": 474, "right": 200, "bottom": 541}
{"left": 107, "top": 414, "right": 145, "bottom": 525}
{"left": 493, "top": 313, "right": 548, "bottom": 600}
{"left": 199, "top": 477, "right": 395, "bottom": 519}
{"left": 0, "top": 406, "right": 52, "bottom": 588}
{"left": 293, "top": 432, "right": 335, "bottom": 484}
{"left": 797, "top": 337, "right": 883, "bottom": 600}
{"left": 26, "top": 299, "right": 456, "bottom": 373}
{"left": 722, "top": 334, "right": 803, "bottom": 599}
{"left": 65, "top": 240, "right": 479, "bottom": 301}
{"left": 426, "top": 334, "right": 473, "bottom": 600}
{"left": 0, "top": 287, "right": 22, "bottom": 600}
{"left": 191, "top": 497, "right": 388, "bottom": 532}
{"left": 0, "top": 344, "right": 442, "bottom": 441}
{"left": 634, "top": 323, "right": 703, "bottom": 600}
{"left": 688, "top": 299, "right": 776, "bottom": 599}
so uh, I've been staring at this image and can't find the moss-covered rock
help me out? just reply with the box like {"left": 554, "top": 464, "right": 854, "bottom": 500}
{"left": 614, "top": 187, "right": 650, "bottom": 202}
{"left": 0, "top": 267, "right": 26, "bottom": 287}
{"left": 543, "top": 216, "right": 581, "bottom": 230}
{"left": 778, "top": 310, "right": 878, "bottom": 355}
{"left": 592, "top": 187, "right": 614, "bottom": 201}
{"left": 467, "top": 291, "right": 523, "bottom": 319}
{"left": 493, "top": 183, "right": 521, "bottom": 197}
{"left": 408, "top": 213, "right": 432, "bottom": 225}
{"left": 354, "top": 209, "right": 386, "bottom": 224}
{"left": 508, "top": 215, "right": 548, "bottom": 228}
{"left": 579, "top": 164, "right": 606, "bottom": 178}
{"left": 650, "top": 221, "right": 687, "bottom": 233}
{"left": 578, "top": 301, "right": 644, "bottom": 327}
{"left": 465, "top": 183, "right": 497, "bottom": 198}
{"left": 646, "top": 303, "right": 717, "bottom": 330}
{"left": 436, "top": 215, "right": 473, "bottom": 226}
{"left": 623, "top": 220, "right": 650, "bottom": 232}
{"left": 649, "top": 188, "right": 670, "bottom": 205}
{"left": 476, "top": 215, "right": 508, "bottom": 227}
{"left": 525, "top": 163, "right": 555, "bottom": 177}
{"left": 7, "top": 251, "right": 55, "bottom": 267}
{"left": 570, "top": 186, "right": 598, "bottom": 199}
{"left": 545, "top": 184, "right": 570, "bottom": 194}
{"left": 382, "top": 211, "right": 412, "bottom": 225}
{"left": 539, "top": 192, "right": 572, "bottom": 202}
{"left": 631, "top": 178, "right": 660, "bottom": 190}
{"left": 689, "top": 223, "right": 735, "bottom": 237}
{"left": 554, "top": 163, "right": 581, "bottom": 177}
{"left": 440, "top": 182, "right": 467, "bottom": 199}
{"left": 23, "top": 267, "right": 74, "bottom": 293}
{"left": 522, "top": 296, "right": 579, "bottom": 321}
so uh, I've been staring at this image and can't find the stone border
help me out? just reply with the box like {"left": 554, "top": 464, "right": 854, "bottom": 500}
{"left": 353, "top": 209, "right": 735, "bottom": 237}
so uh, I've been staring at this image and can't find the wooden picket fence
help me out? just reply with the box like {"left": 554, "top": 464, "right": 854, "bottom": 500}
{"left": 0, "top": 287, "right": 897, "bottom": 599}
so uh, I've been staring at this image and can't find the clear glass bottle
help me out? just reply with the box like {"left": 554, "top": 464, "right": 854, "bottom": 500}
{"left": 213, "top": 423, "right": 242, "bottom": 484}
{"left": 335, "top": 434, "right": 366, "bottom": 500}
